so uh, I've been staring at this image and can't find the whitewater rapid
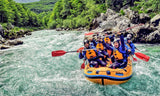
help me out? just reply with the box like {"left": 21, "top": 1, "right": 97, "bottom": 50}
{"left": 0, "top": 30, "right": 160, "bottom": 96}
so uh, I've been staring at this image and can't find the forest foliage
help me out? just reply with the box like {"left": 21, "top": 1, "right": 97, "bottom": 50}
{"left": 23, "top": 0, "right": 58, "bottom": 14}
{"left": 131, "top": 0, "right": 160, "bottom": 17}
{"left": 0, "top": 0, "right": 42, "bottom": 27}
{"left": 48, "top": 0, "right": 106, "bottom": 29}
{"left": 48, "top": 0, "right": 160, "bottom": 29}
{"left": 1, "top": 0, "right": 160, "bottom": 30}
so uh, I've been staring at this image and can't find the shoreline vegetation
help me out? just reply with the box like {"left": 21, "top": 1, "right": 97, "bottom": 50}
{"left": 0, "top": 0, "right": 160, "bottom": 50}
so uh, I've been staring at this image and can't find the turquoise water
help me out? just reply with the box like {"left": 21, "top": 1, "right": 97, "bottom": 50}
{"left": 0, "top": 30, "right": 160, "bottom": 96}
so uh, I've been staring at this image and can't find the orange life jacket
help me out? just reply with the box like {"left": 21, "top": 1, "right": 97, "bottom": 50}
{"left": 113, "top": 49, "right": 123, "bottom": 60}
{"left": 86, "top": 49, "right": 97, "bottom": 59}
{"left": 104, "top": 37, "right": 111, "bottom": 44}
{"left": 96, "top": 43, "right": 104, "bottom": 50}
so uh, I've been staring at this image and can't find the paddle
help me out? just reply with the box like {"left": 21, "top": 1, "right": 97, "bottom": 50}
{"left": 80, "top": 63, "right": 85, "bottom": 69}
{"left": 125, "top": 23, "right": 144, "bottom": 31}
{"left": 131, "top": 55, "right": 138, "bottom": 62}
{"left": 51, "top": 47, "right": 87, "bottom": 69}
{"left": 80, "top": 60, "right": 86, "bottom": 70}
{"left": 84, "top": 32, "right": 94, "bottom": 36}
{"left": 51, "top": 47, "right": 84, "bottom": 57}
{"left": 135, "top": 52, "right": 150, "bottom": 62}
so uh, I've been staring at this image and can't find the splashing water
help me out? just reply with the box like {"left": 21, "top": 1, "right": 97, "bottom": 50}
{"left": 0, "top": 30, "right": 160, "bottom": 96}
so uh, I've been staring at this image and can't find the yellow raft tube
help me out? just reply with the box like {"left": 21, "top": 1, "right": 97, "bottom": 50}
{"left": 84, "top": 59, "right": 132, "bottom": 85}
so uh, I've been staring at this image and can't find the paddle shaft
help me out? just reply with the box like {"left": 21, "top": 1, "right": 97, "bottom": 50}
{"left": 66, "top": 48, "right": 95, "bottom": 53}
{"left": 135, "top": 47, "right": 141, "bottom": 51}
{"left": 66, "top": 51, "right": 78, "bottom": 53}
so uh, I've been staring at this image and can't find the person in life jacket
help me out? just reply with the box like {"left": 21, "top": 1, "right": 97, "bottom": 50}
{"left": 79, "top": 39, "right": 107, "bottom": 68}
{"left": 103, "top": 32, "right": 115, "bottom": 45}
{"left": 120, "top": 37, "right": 131, "bottom": 57}
{"left": 103, "top": 32, "right": 114, "bottom": 57}
{"left": 109, "top": 33, "right": 128, "bottom": 69}
{"left": 126, "top": 37, "right": 135, "bottom": 55}
{"left": 96, "top": 36, "right": 109, "bottom": 62}
{"left": 89, "top": 35, "right": 97, "bottom": 47}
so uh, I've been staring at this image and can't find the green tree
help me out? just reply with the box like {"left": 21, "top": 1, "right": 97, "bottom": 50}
{"left": 48, "top": 0, "right": 106, "bottom": 29}
{"left": 0, "top": 0, "right": 14, "bottom": 23}
{"left": 133, "top": 0, "right": 160, "bottom": 17}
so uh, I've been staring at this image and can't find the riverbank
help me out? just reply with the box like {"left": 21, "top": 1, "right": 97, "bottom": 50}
{"left": 54, "top": 8, "right": 160, "bottom": 43}
{"left": 0, "top": 23, "right": 44, "bottom": 50}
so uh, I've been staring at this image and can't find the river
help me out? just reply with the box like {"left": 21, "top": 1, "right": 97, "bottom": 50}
{"left": 0, "top": 30, "right": 160, "bottom": 96}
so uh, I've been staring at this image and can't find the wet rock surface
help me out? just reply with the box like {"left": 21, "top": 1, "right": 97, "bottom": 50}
{"left": 89, "top": 8, "right": 160, "bottom": 43}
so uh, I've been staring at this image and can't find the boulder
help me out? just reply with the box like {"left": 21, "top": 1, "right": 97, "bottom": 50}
{"left": 100, "top": 20, "right": 116, "bottom": 30}
{"left": 56, "top": 28, "right": 62, "bottom": 31}
{"left": 77, "top": 27, "right": 84, "bottom": 31}
{"left": 106, "top": 9, "right": 116, "bottom": 17}
{"left": 151, "top": 14, "right": 160, "bottom": 27}
{"left": 123, "top": 8, "right": 139, "bottom": 24}
{"left": 139, "top": 13, "right": 151, "bottom": 23}
{"left": 146, "top": 8, "right": 153, "bottom": 13}
{"left": 100, "top": 13, "right": 107, "bottom": 20}
{"left": 25, "top": 32, "right": 32, "bottom": 35}
{"left": 5, "top": 40, "right": 23, "bottom": 46}
{"left": 123, "top": 8, "right": 134, "bottom": 18}
{"left": 89, "top": 19, "right": 100, "bottom": 30}
{"left": 130, "top": 12, "right": 139, "bottom": 24}
{"left": 0, "top": 35, "right": 5, "bottom": 43}
{"left": 1, "top": 30, "right": 9, "bottom": 38}
{"left": 95, "top": 13, "right": 108, "bottom": 24}
{"left": 116, "top": 17, "right": 131, "bottom": 30}
{"left": 146, "top": 30, "right": 160, "bottom": 43}
{"left": 0, "top": 45, "right": 10, "bottom": 50}
{"left": 134, "top": 27, "right": 153, "bottom": 43}
{"left": 66, "top": 28, "right": 70, "bottom": 31}
{"left": 91, "top": 27, "right": 104, "bottom": 33}
{"left": 89, "top": 8, "right": 160, "bottom": 43}
{"left": 96, "top": 17, "right": 103, "bottom": 24}
{"left": 19, "top": 29, "right": 25, "bottom": 33}
{"left": 107, "top": 13, "right": 120, "bottom": 21}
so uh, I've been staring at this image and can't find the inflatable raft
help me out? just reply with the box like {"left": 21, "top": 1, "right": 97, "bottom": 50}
{"left": 84, "top": 58, "right": 132, "bottom": 85}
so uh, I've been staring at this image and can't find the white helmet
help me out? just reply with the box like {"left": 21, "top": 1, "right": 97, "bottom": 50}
{"left": 127, "top": 34, "right": 132, "bottom": 38}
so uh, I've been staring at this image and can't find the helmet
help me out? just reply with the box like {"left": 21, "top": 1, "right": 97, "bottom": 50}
{"left": 113, "top": 38, "right": 119, "bottom": 43}
{"left": 127, "top": 37, "right": 131, "bottom": 40}
{"left": 127, "top": 34, "right": 132, "bottom": 38}
{"left": 84, "top": 39, "right": 89, "bottom": 45}
{"left": 117, "top": 38, "right": 120, "bottom": 41}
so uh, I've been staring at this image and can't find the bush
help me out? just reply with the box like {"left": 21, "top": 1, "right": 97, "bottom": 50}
{"left": 48, "top": 21, "right": 57, "bottom": 29}
{"left": 120, "top": 10, "right": 125, "bottom": 16}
